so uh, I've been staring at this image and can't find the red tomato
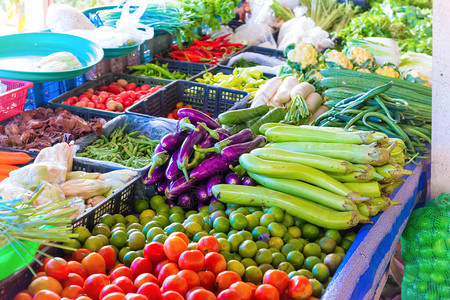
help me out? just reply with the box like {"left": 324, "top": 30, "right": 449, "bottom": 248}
{"left": 112, "top": 276, "right": 135, "bottom": 294}
{"left": 68, "top": 261, "right": 88, "bottom": 280}
{"left": 288, "top": 276, "right": 313, "bottom": 300}
{"left": 61, "top": 273, "right": 84, "bottom": 288}
{"left": 141, "top": 84, "right": 151, "bottom": 91}
{"left": 13, "top": 292, "right": 32, "bottom": 300}
{"left": 109, "top": 264, "right": 126, "bottom": 275}
{"left": 131, "top": 257, "right": 153, "bottom": 279}
{"left": 186, "top": 288, "right": 216, "bottom": 300}
{"left": 197, "top": 271, "right": 216, "bottom": 291}
{"left": 32, "top": 272, "right": 46, "bottom": 280}
{"left": 230, "top": 281, "right": 252, "bottom": 300}
{"left": 217, "top": 289, "right": 241, "bottom": 300}
{"left": 175, "top": 102, "right": 184, "bottom": 109}
{"left": 37, "top": 257, "right": 51, "bottom": 273}
{"left": 99, "top": 284, "right": 124, "bottom": 299}
{"left": 164, "top": 236, "right": 188, "bottom": 262}
{"left": 61, "top": 285, "right": 84, "bottom": 298}
{"left": 178, "top": 250, "right": 204, "bottom": 272}
{"left": 255, "top": 284, "right": 280, "bottom": 300}
{"left": 204, "top": 112, "right": 212, "bottom": 117}
{"left": 134, "top": 273, "right": 158, "bottom": 289}
{"left": 110, "top": 266, "right": 133, "bottom": 281}
{"left": 162, "top": 291, "right": 183, "bottom": 300}
{"left": 87, "top": 88, "right": 94, "bottom": 94}
{"left": 204, "top": 252, "right": 226, "bottom": 276}
{"left": 167, "top": 113, "right": 175, "bottom": 119}
{"left": 83, "top": 274, "right": 109, "bottom": 300}
{"left": 263, "top": 269, "right": 289, "bottom": 294}
{"left": 137, "top": 282, "right": 161, "bottom": 300}
{"left": 72, "top": 249, "right": 92, "bottom": 262}
{"left": 45, "top": 258, "right": 70, "bottom": 280}
{"left": 158, "top": 263, "right": 180, "bottom": 285}
{"left": 153, "top": 260, "right": 170, "bottom": 277}
{"left": 134, "top": 87, "right": 142, "bottom": 92}
{"left": 82, "top": 253, "right": 106, "bottom": 275}
{"left": 126, "top": 83, "right": 137, "bottom": 91}
{"left": 76, "top": 297, "right": 94, "bottom": 300}
{"left": 161, "top": 275, "right": 188, "bottom": 296}
{"left": 197, "top": 236, "right": 220, "bottom": 254}
{"left": 33, "top": 290, "right": 60, "bottom": 300}
{"left": 185, "top": 287, "right": 204, "bottom": 299}
{"left": 123, "top": 99, "right": 134, "bottom": 107}
{"left": 99, "top": 86, "right": 108, "bottom": 92}
{"left": 127, "top": 91, "right": 137, "bottom": 100}
{"left": 215, "top": 271, "right": 241, "bottom": 292}
{"left": 98, "top": 246, "right": 117, "bottom": 271}
{"left": 102, "top": 293, "right": 127, "bottom": 300}
{"left": 184, "top": 105, "right": 193, "bottom": 109}
{"left": 168, "top": 233, "right": 188, "bottom": 245}
{"left": 177, "top": 270, "right": 200, "bottom": 290}
{"left": 144, "top": 242, "right": 166, "bottom": 264}
{"left": 125, "top": 293, "right": 148, "bottom": 300}
{"left": 172, "top": 109, "right": 179, "bottom": 118}
{"left": 66, "top": 97, "right": 76, "bottom": 105}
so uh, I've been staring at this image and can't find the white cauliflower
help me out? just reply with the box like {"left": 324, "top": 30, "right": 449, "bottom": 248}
{"left": 349, "top": 47, "right": 375, "bottom": 68}
{"left": 403, "top": 70, "right": 430, "bottom": 87}
{"left": 357, "top": 68, "right": 372, "bottom": 73}
{"left": 287, "top": 43, "right": 319, "bottom": 70}
{"left": 375, "top": 65, "right": 400, "bottom": 78}
{"left": 325, "top": 50, "right": 354, "bottom": 69}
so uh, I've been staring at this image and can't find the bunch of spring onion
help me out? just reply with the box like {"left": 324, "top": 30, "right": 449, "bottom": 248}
{"left": 0, "top": 184, "right": 77, "bottom": 275}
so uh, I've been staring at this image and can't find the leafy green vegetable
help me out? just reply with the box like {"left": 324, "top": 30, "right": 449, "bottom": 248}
{"left": 231, "top": 58, "right": 261, "bottom": 68}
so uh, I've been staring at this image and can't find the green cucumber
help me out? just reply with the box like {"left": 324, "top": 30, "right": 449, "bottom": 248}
{"left": 228, "top": 123, "right": 248, "bottom": 135}
{"left": 249, "top": 107, "right": 287, "bottom": 135}
{"left": 218, "top": 105, "right": 270, "bottom": 125}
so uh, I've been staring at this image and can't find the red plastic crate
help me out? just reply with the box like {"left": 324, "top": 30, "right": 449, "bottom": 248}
{"left": 0, "top": 79, "right": 33, "bottom": 121}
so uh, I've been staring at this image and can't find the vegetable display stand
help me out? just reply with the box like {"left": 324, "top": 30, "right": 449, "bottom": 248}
{"left": 48, "top": 73, "right": 169, "bottom": 118}
{"left": 0, "top": 78, "right": 33, "bottom": 122}
{"left": 218, "top": 45, "right": 286, "bottom": 67}
{"left": 323, "top": 158, "right": 430, "bottom": 299}
{"left": 126, "top": 80, "right": 250, "bottom": 118}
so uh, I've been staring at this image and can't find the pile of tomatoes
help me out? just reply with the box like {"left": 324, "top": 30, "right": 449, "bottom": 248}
{"left": 61, "top": 79, "right": 163, "bottom": 112}
{"left": 167, "top": 102, "right": 211, "bottom": 120}
{"left": 14, "top": 234, "right": 316, "bottom": 300}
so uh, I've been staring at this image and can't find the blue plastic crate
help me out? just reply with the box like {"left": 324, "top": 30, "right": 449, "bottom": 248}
{"left": 139, "top": 32, "right": 175, "bottom": 64}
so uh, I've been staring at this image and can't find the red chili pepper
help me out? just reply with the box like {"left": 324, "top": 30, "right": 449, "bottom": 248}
{"left": 154, "top": 54, "right": 162, "bottom": 58}
{"left": 194, "top": 39, "right": 216, "bottom": 47}
{"left": 168, "top": 55, "right": 189, "bottom": 61}
{"left": 170, "top": 45, "right": 180, "bottom": 50}
{"left": 201, "top": 35, "right": 210, "bottom": 41}
{"left": 212, "top": 34, "right": 232, "bottom": 43}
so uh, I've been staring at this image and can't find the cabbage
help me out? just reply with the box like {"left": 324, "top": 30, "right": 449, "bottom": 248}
{"left": 347, "top": 37, "right": 400, "bottom": 67}
{"left": 39, "top": 52, "right": 82, "bottom": 72}
{"left": 399, "top": 51, "right": 432, "bottom": 83}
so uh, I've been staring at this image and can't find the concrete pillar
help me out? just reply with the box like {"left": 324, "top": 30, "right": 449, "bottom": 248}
{"left": 431, "top": 0, "right": 450, "bottom": 198}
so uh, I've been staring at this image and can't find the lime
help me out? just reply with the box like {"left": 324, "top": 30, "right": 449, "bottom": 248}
{"left": 227, "top": 260, "right": 245, "bottom": 277}
{"left": 268, "top": 237, "right": 284, "bottom": 250}
{"left": 259, "top": 264, "right": 274, "bottom": 275}
{"left": 184, "top": 222, "right": 202, "bottom": 239}
{"left": 209, "top": 201, "right": 225, "bottom": 213}
{"left": 214, "top": 232, "right": 228, "bottom": 240}
{"left": 62, "top": 239, "right": 81, "bottom": 254}
{"left": 146, "top": 227, "right": 164, "bottom": 242}
{"left": 272, "top": 252, "right": 286, "bottom": 268}
{"left": 134, "top": 199, "right": 150, "bottom": 213}
{"left": 143, "top": 221, "right": 162, "bottom": 236}
{"left": 118, "top": 246, "right": 131, "bottom": 263}
{"left": 125, "top": 215, "right": 139, "bottom": 225}
{"left": 256, "top": 241, "right": 269, "bottom": 249}
{"left": 123, "top": 251, "right": 140, "bottom": 267}
{"left": 255, "top": 249, "right": 273, "bottom": 265}
{"left": 188, "top": 242, "right": 198, "bottom": 250}
{"left": 319, "top": 237, "right": 337, "bottom": 254}
{"left": 252, "top": 226, "right": 270, "bottom": 241}
{"left": 335, "top": 246, "right": 346, "bottom": 259}
{"left": 113, "top": 214, "right": 126, "bottom": 224}
{"left": 73, "top": 227, "right": 92, "bottom": 244}
{"left": 287, "top": 251, "right": 305, "bottom": 269}
{"left": 302, "top": 224, "right": 320, "bottom": 241}
{"left": 213, "top": 217, "right": 230, "bottom": 233}
{"left": 294, "top": 218, "right": 307, "bottom": 228}
{"left": 156, "top": 203, "right": 170, "bottom": 214}
{"left": 111, "top": 245, "right": 119, "bottom": 255}
{"left": 297, "top": 269, "right": 313, "bottom": 279}
{"left": 260, "top": 214, "right": 276, "bottom": 227}
{"left": 153, "top": 215, "right": 169, "bottom": 227}
{"left": 341, "top": 239, "right": 353, "bottom": 252}
{"left": 268, "top": 222, "right": 285, "bottom": 238}
{"left": 252, "top": 211, "right": 264, "bottom": 220}
{"left": 110, "top": 230, "right": 128, "bottom": 248}
{"left": 241, "top": 258, "right": 258, "bottom": 268}
{"left": 209, "top": 211, "right": 226, "bottom": 227}
{"left": 150, "top": 195, "right": 165, "bottom": 210}
{"left": 139, "top": 216, "right": 153, "bottom": 226}
{"left": 278, "top": 262, "right": 295, "bottom": 274}
{"left": 101, "top": 214, "right": 116, "bottom": 228}
{"left": 84, "top": 236, "right": 103, "bottom": 252}
{"left": 199, "top": 206, "right": 209, "bottom": 215}
{"left": 158, "top": 211, "right": 170, "bottom": 219}
{"left": 288, "top": 271, "right": 302, "bottom": 279}
{"left": 153, "top": 234, "right": 168, "bottom": 244}
{"left": 230, "top": 213, "right": 248, "bottom": 230}
{"left": 139, "top": 209, "right": 156, "bottom": 220}
{"left": 245, "top": 214, "right": 259, "bottom": 231}
{"left": 247, "top": 206, "right": 261, "bottom": 213}
{"left": 289, "top": 239, "right": 305, "bottom": 252}
{"left": 238, "top": 230, "right": 253, "bottom": 241}
{"left": 209, "top": 229, "right": 216, "bottom": 235}
{"left": 304, "top": 256, "right": 322, "bottom": 271}
{"left": 137, "top": 249, "right": 144, "bottom": 257}
{"left": 288, "top": 226, "right": 302, "bottom": 239}
{"left": 170, "top": 213, "right": 186, "bottom": 223}
{"left": 343, "top": 232, "right": 357, "bottom": 242}
{"left": 202, "top": 218, "right": 211, "bottom": 232}
{"left": 217, "top": 238, "right": 230, "bottom": 252}
{"left": 185, "top": 214, "right": 205, "bottom": 228}
{"left": 112, "top": 223, "right": 126, "bottom": 231}
{"left": 320, "top": 252, "right": 327, "bottom": 262}
{"left": 127, "top": 228, "right": 140, "bottom": 237}
{"left": 128, "top": 231, "right": 146, "bottom": 250}
{"left": 168, "top": 206, "right": 183, "bottom": 215}
{"left": 299, "top": 238, "right": 309, "bottom": 249}
{"left": 193, "top": 231, "right": 208, "bottom": 242}
{"left": 127, "top": 223, "right": 143, "bottom": 232}
{"left": 312, "top": 263, "right": 330, "bottom": 282}
{"left": 323, "top": 253, "right": 342, "bottom": 275}
{"left": 228, "top": 230, "right": 238, "bottom": 237}
{"left": 239, "top": 240, "right": 258, "bottom": 258}
{"left": 236, "top": 207, "right": 250, "bottom": 215}
{"left": 96, "top": 234, "right": 109, "bottom": 247}
{"left": 281, "top": 243, "right": 300, "bottom": 257}
{"left": 244, "top": 266, "right": 263, "bottom": 285}
{"left": 183, "top": 210, "right": 195, "bottom": 218}
{"left": 303, "top": 243, "right": 322, "bottom": 257}
{"left": 267, "top": 207, "right": 284, "bottom": 222}
{"left": 220, "top": 251, "right": 234, "bottom": 262}
{"left": 230, "top": 252, "right": 242, "bottom": 262}
{"left": 226, "top": 207, "right": 238, "bottom": 216}
{"left": 309, "top": 279, "right": 323, "bottom": 297}
{"left": 228, "top": 234, "right": 245, "bottom": 252}
{"left": 282, "top": 233, "right": 292, "bottom": 244}
{"left": 282, "top": 214, "right": 294, "bottom": 227}
{"left": 164, "top": 222, "right": 185, "bottom": 235}
{"left": 325, "top": 230, "right": 342, "bottom": 245}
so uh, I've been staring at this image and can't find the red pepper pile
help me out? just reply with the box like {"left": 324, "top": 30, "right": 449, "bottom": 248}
{"left": 164, "top": 34, "right": 244, "bottom": 64}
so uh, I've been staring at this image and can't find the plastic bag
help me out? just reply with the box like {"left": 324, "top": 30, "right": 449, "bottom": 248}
{"left": 40, "top": 180, "right": 66, "bottom": 202}
{"left": 46, "top": 4, "right": 96, "bottom": 32}
{"left": 226, "top": 52, "right": 286, "bottom": 67}
{"left": 9, "top": 163, "right": 68, "bottom": 190}
{"left": 60, "top": 179, "right": 111, "bottom": 200}
{"left": 99, "top": 170, "right": 138, "bottom": 190}
{"left": 35, "top": 142, "right": 73, "bottom": 173}
{"left": 67, "top": 171, "right": 100, "bottom": 180}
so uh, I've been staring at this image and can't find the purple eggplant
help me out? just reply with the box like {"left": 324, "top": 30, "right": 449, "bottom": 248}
{"left": 221, "top": 135, "right": 266, "bottom": 161}
{"left": 160, "top": 131, "right": 188, "bottom": 152}
{"left": 154, "top": 143, "right": 165, "bottom": 155}
{"left": 176, "top": 117, "right": 198, "bottom": 132}
{"left": 164, "top": 186, "right": 178, "bottom": 202}
{"left": 166, "top": 149, "right": 183, "bottom": 181}
{"left": 207, "top": 175, "right": 222, "bottom": 198}
{"left": 148, "top": 150, "right": 170, "bottom": 177}
{"left": 190, "top": 154, "right": 236, "bottom": 182}
{"left": 177, "top": 108, "right": 220, "bottom": 129}
{"left": 200, "top": 128, "right": 231, "bottom": 148}
{"left": 168, "top": 175, "right": 194, "bottom": 197}
{"left": 210, "top": 197, "right": 219, "bottom": 203}
{"left": 242, "top": 176, "right": 256, "bottom": 186}
{"left": 225, "top": 173, "right": 241, "bottom": 185}
{"left": 177, "top": 124, "right": 208, "bottom": 180}
{"left": 166, "top": 197, "right": 176, "bottom": 207}
{"left": 156, "top": 179, "right": 170, "bottom": 194}
{"left": 196, "top": 184, "right": 209, "bottom": 203}
{"left": 178, "top": 194, "right": 195, "bottom": 210}
{"left": 194, "top": 128, "right": 254, "bottom": 155}
{"left": 143, "top": 165, "right": 165, "bottom": 185}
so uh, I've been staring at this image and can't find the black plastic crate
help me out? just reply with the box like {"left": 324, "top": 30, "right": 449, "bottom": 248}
{"left": 48, "top": 73, "right": 170, "bottom": 118}
{"left": 126, "top": 80, "right": 250, "bottom": 118}
{"left": 139, "top": 32, "right": 175, "bottom": 63}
